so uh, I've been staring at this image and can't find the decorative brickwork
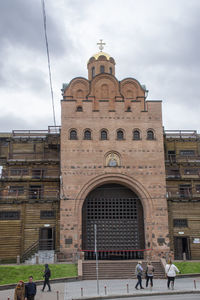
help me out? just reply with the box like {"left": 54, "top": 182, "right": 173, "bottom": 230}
{"left": 60, "top": 51, "right": 170, "bottom": 260}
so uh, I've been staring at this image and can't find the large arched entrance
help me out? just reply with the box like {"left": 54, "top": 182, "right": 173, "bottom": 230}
{"left": 82, "top": 183, "right": 145, "bottom": 260}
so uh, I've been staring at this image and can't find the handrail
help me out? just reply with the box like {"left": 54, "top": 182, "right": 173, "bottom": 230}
{"left": 21, "top": 240, "right": 39, "bottom": 262}
{"left": 12, "top": 126, "right": 61, "bottom": 137}
{"left": 164, "top": 130, "right": 199, "bottom": 139}
{"left": 166, "top": 154, "right": 200, "bottom": 163}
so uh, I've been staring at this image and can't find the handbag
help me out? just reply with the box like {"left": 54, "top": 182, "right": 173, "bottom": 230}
{"left": 166, "top": 264, "right": 172, "bottom": 278}
{"left": 145, "top": 270, "right": 148, "bottom": 279}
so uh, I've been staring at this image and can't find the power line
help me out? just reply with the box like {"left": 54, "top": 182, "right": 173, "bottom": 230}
{"left": 41, "top": 0, "right": 57, "bottom": 127}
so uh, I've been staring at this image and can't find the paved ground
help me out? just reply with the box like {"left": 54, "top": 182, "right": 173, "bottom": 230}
{"left": 109, "top": 295, "right": 200, "bottom": 300}
{"left": 1, "top": 277, "right": 200, "bottom": 300}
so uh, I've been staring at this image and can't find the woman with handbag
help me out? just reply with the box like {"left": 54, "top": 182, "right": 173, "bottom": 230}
{"left": 165, "top": 259, "right": 180, "bottom": 290}
{"left": 145, "top": 262, "right": 154, "bottom": 288}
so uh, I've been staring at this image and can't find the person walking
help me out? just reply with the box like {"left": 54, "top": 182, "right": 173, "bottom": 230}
{"left": 165, "top": 259, "right": 180, "bottom": 290}
{"left": 145, "top": 262, "right": 154, "bottom": 288}
{"left": 135, "top": 261, "right": 144, "bottom": 290}
{"left": 14, "top": 280, "right": 25, "bottom": 300}
{"left": 41, "top": 264, "right": 51, "bottom": 292}
{"left": 25, "top": 276, "right": 37, "bottom": 300}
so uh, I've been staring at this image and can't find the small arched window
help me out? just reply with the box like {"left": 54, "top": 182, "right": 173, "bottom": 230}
{"left": 133, "top": 130, "right": 140, "bottom": 140}
{"left": 126, "top": 106, "right": 131, "bottom": 112}
{"left": 147, "top": 130, "right": 155, "bottom": 140}
{"left": 100, "top": 65, "right": 105, "bottom": 73}
{"left": 76, "top": 106, "right": 83, "bottom": 112}
{"left": 70, "top": 130, "right": 77, "bottom": 140}
{"left": 101, "top": 130, "right": 108, "bottom": 140}
{"left": 84, "top": 130, "right": 92, "bottom": 140}
{"left": 92, "top": 67, "right": 95, "bottom": 78}
{"left": 117, "top": 130, "right": 124, "bottom": 140}
{"left": 109, "top": 67, "right": 112, "bottom": 74}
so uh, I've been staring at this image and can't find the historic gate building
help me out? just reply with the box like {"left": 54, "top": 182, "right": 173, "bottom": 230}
{"left": 60, "top": 47, "right": 169, "bottom": 260}
{"left": 1, "top": 45, "right": 200, "bottom": 263}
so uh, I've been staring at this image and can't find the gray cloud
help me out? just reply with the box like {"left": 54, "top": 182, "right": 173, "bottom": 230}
{"left": 0, "top": 0, "right": 200, "bottom": 132}
{"left": 0, "top": 114, "right": 32, "bottom": 132}
{"left": 0, "top": 0, "right": 68, "bottom": 56}
{"left": 0, "top": 113, "right": 55, "bottom": 132}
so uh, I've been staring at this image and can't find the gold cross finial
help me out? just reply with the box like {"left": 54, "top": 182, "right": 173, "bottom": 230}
{"left": 97, "top": 39, "right": 106, "bottom": 52}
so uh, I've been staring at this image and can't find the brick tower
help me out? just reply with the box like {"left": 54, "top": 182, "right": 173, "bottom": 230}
{"left": 60, "top": 42, "right": 170, "bottom": 261}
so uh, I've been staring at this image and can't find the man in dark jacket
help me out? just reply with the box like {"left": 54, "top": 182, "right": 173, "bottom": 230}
{"left": 25, "top": 276, "right": 37, "bottom": 300}
{"left": 42, "top": 264, "right": 51, "bottom": 292}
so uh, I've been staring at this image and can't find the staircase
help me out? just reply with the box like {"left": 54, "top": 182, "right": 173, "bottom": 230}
{"left": 25, "top": 250, "right": 55, "bottom": 265}
{"left": 82, "top": 260, "right": 165, "bottom": 280}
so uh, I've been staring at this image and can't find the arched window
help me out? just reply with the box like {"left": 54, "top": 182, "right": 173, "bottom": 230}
{"left": 109, "top": 67, "right": 112, "bottom": 74}
{"left": 133, "top": 130, "right": 140, "bottom": 140}
{"left": 84, "top": 130, "right": 92, "bottom": 140}
{"left": 76, "top": 106, "right": 83, "bottom": 112}
{"left": 147, "top": 130, "right": 154, "bottom": 140}
{"left": 100, "top": 130, "right": 108, "bottom": 140}
{"left": 126, "top": 106, "right": 131, "bottom": 112}
{"left": 117, "top": 130, "right": 124, "bottom": 140}
{"left": 100, "top": 65, "right": 105, "bottom": 73}
{"left": 70, "top": 129, "right": 77, "bottom": 140}
{"left": 92, "top": 67, "right": 95, "bottom": 78}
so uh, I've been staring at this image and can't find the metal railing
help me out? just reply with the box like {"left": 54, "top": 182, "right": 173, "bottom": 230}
{"left": 83, "top": 249, "right": 147, "bottom": 260}
{"left": 165, "top": 130, "right": 199, "bottom": 139}
{"left": 0, "top": 187, "right": 60, "bottom": 201}
{"left": 8, "top": 152, "right": 60, "bottom": 160}
{"left": 21, "top": 240, "right": 39, "bottom": 262}
{"left": 166, "top": 186, "right": 200, "bottom": 200}
{"left": 39, "top": 239, "right": 55, "bottom": 250}
{"left": 2, "top": 168, "right": 60, "bottom": 179}
{"left": 166, "top": 174, "right": 181, "bottom": 179}
{"left": 12, "top": 126, "right": 60, "bottom": 137}
{"left": 166, "top": 154, "right": 200, "bottom": 164}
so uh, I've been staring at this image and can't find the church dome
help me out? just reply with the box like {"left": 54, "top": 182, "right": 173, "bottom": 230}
{"left": 87, "top": 41, "right": 116, "bottom": 80}
{"left": 93, "top": 51, "right": 111, "bottom": 60}
{"left": 88, "top": 52, "right": 115, "bottom": 64}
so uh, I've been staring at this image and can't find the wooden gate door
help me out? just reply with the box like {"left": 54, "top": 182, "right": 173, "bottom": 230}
{"left": 39, "top": 227, "right": 55, "bottom": 250}
{"left": 174, "top": 237, "right": 190, "bottom": 260}
{"left": 82, "top": 183, "right": 145, "bottom": 260}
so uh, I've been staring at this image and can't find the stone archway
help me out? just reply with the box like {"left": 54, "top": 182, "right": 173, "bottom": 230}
{"left": 82, "top": 183, "right": 145, "bottom": 260}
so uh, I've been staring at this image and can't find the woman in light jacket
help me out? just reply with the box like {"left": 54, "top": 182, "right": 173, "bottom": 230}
{"left": 165, "top": 259, "right": 180, "bottom": 289}
{"left": 146, "top": 262, "right": 154, "bottom": 288}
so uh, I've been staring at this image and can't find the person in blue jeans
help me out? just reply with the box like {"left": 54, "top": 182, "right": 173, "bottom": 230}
{"left": 135, "top": 261, "right": 144, "bottom": 290}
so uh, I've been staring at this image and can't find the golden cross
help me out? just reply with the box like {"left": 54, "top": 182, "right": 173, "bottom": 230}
{"left": 97, "top": 39, "right": 106, "bottom": 52}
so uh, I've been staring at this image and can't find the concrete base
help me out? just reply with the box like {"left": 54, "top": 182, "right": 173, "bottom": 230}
{"left": 25, "top": 250, "right": 55, "bottom": 265}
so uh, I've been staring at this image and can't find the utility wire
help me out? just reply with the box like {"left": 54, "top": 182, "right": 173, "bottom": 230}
{"left": 41, "top": 0, "right": 57, "bottom": 128}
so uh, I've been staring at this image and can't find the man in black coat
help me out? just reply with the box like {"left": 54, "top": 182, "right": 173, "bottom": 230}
{"left": 41, "top": 264, "right": 51, "bottom": 292}
{"left": 25, "top": 276, "right": 37, "bottom": 300}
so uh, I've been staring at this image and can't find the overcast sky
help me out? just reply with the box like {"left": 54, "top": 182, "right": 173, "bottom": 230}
{"left": 0, "top": 0, "right": 200, "bottom": 132}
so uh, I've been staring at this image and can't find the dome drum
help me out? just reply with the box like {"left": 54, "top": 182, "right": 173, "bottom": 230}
{"left": 87, "top": 52, "right": 116, "bottom": 80}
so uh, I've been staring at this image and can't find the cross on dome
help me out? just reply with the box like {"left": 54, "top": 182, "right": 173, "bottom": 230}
{"left": 97, "top": 39, "right": 106, "bottom": 52}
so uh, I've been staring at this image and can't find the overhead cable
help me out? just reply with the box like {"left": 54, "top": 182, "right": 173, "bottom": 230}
{"left": 41, "top": 0, "right": 57, "bottom": 127}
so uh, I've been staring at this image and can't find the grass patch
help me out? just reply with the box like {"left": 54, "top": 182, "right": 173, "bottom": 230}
{"left": 0, "top": 263, "right": 77, "bottom": 285}
{"left": 174, "top": 262, "right": 200, "bottom": 274}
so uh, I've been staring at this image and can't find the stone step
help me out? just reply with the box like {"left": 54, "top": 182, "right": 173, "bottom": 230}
{"left": 82, "top": 261, "right": 165, "bottom": 280}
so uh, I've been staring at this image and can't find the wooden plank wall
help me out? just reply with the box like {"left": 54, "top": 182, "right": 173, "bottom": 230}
{"left": 168, "top": 201, "right": 200, "bottom": 259}
{"left": 0, "top": 202, "right": 60, "bottom": 261}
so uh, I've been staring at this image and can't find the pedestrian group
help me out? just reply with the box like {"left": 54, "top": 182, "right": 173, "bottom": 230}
{"left": 135, "top": 259, "right": 180, "bottom": 290}
{"left": 14, "top": 260, "right": 180, "bottom": 298}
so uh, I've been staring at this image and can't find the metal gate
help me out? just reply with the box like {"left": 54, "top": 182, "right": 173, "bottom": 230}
{"left": 82, "top": 184, "right": 145, "bottom": 260}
